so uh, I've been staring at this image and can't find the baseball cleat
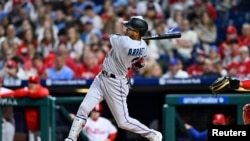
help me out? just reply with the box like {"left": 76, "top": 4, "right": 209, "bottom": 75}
{"left": 150, "top": 131, "right": 163, "bottom": 141}
{"left": 64, "top": 138, "right": 74, "bottom": 141}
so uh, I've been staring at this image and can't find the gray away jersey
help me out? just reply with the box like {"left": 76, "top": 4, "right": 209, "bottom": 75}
{"left": 102, "top": 34, "right": 148, "bottom": 76}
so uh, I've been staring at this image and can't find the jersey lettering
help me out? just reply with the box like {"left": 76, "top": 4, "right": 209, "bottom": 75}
{"left": 128, "top": 48, "right": 144, "bottom": 56}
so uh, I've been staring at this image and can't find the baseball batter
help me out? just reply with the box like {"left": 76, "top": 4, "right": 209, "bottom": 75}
{"left": 65, "top": 16, "right": 162, "bottom": 141}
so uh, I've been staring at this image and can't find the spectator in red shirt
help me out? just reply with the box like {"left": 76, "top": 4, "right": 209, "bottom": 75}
{"left": 0, "top": 75, "right": 49, "bottom": 141}
{"left": 17, "top": 29, "right": 38, "bottom": 56}
{"left": 187, "top": 50, "right": 207, "bottom": 77}
{"left": 239, "top": 23, "right": 250, "bottom": 47}
{"left": 218, "top": 25, "right": 242, "bottom": 60}
{"left": 32, "top": 54, "right": 47, "bottom": 79}
{"left": 74, "top": 51, "right": 101, "bottom": 79}
{"left": 227, "top": 46, "right": 250, "bottom": 77}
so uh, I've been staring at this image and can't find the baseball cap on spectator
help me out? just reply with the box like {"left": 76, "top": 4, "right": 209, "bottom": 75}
{"left": 13, "top": 0, "right": 21, "bottom": 5}
{"left": 28, "top": 75, "right": 40, "bottom": 84}
{"left": 81, "top": 18, "right": 93, "bottom": 25}
{"left": 6, "top": 60, "right": 17, "bottom": 68}
{"left": 102, "top": 33, "right": 109, "bottom": 40}
{"left": 239, "top": 46, "right": 249, "bottom": 53}
{"left": 210, "top": 45, "right": 218, "bottom": 53}
{"left": 84, "top": 4, "right": 93, "bottom": 10}
{"left": 169, "top": 58, "right": 179, "bottom": 66}
{"left": 226, "top": 25, "right": 237, "bottom": 34}
{"left": 197, "top": 48, "right": 206, "bottom": 57}
{"left": 101, "top": 13, "right": 111, "bottom": 21}
{"left": 212, "top": 113, "right": 226, "bottom": 125}
{"left": 147, "top": 3, "right": 156, "bottom": 10}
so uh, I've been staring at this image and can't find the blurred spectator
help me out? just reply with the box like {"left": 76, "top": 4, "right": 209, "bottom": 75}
{"left": 218, "top": 25, "right": 242, "bottom": 60}
{"left": 66, "top": 26, "right": 84, "bottom": 61}
{"left": 54, "top": 9, "right": 66, "bottom": 36}
{"left": 74, "top": 50, "right": 101, "bottom": 79}
{"left": 194, "top": 11, "right": 217, "bottom": 55}
{"left": 172, "top": 18, "right": 198, "bottom": 64}
{"left": 187, "top": 50, "right": 207, "bottom": 77}
{"left": 169, "top": 0, "right": 194, "bottom": 18}
{"left": 0, "top": 24, "right": 5, "bottom": 42}
{"left": 154, "top": 21, "right": 173, "bottom": 59}
{"left": 81, "top": 18, "right": 102, "bottom": 44}
{"left": 239, "top": 23, "right": 250, "bottom": 47}
{"left": 0, "top": 2, "right": 8, "bottom": 23}
{"left": 202, "top": 59, "right": 221, "bottom": 77}
{"left": 213, "top": 60, "right": 228, "bottom": 77}
{"left": 208, "top": 45, "right": 220, "bottom": 64}
{"left": 80, "top": 4, "right": 103, "bottom": 31}
{"left": 57, "top": 43, "right": 76, "bottom": 72}
{"left": 222, "top": 38, "right": 241, "bottom": 67}
{"left": 101, "top": 10, "right": 117, "bottom": 34}
{"left": 216, "top": 0, "right": 234, "bottom": 13}
{"left": 60, "top": 0, "right": 74, "bottom": 16}
{"left": 37, "top": 27, "right": 59, "bottom": 58}
{"left": 0, "top": 75, "right": 49, "bottom": 141}
{"left": 185, "top": 113, "right": 227, "bottom": 141}
{"left": 0, "top": 76, "right": 15, "bottom": 141}
{"left": 46, "top": 53, "right": 74, "bottom": 80}
{"left": 29, "top": 0, "right": 44, "bottom": 23}
{"left": 36, "top": 13, "right": 59, "bottom": 42}
{"left": 32, "top": 54, "right": 47, "bottom": 79}
{"left": 0, "top": 59, "right": 27, "bottom": 80}
{"left": 227, "top": 46, "right": 250, "bottom": 77}
{"left": 138, "top": 59, "right": 162, "bottom": 78}
{"left": 162, "top": 58, "right": 189, "bottom": 78}
{"left": 1, "top": 24, "right": 22, "bottom": 49}
{"left": 17, "top": 29, "right": 38, "bottom": 56}
{"left": 144, "top": 3, "right": 158, "bottom": 31}
{"left": 73, "top": 0, "right": 95, "bottom": 19}
{"left": 167, "top": 10, "right": 184, "bottom": 29}
{"left": 136, "top": 0, "right": 162, "bottom": 16}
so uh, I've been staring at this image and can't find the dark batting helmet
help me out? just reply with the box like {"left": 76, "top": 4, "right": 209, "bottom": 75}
{"left": 123, "top": 16, "right": 148, "bottom": 36}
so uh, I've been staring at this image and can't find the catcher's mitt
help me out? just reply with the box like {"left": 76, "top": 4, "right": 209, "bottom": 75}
{"left": 209, "top": 76, "right": 231, "bottom": 95}
{"left": 243, "top": 104, "right": 250, "bottom": 125}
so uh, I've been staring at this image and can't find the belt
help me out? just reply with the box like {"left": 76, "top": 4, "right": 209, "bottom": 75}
{"left": 102, "top": 70, "right": 116, "bottom": 78}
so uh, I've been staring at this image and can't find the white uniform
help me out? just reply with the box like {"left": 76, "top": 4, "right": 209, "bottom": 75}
{"left": 0, "top": 87, "right": 15, "bottom": 141}
{"left": 66, "top": 34, "right": 161, "bottom": 141}
{"left": 83, "top": 117, "right": 117, "bottom": 141}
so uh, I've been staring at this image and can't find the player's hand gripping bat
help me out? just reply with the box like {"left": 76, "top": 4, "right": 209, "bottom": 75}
{"left": 142, "top": 32, "right": 181, "bottom": 40}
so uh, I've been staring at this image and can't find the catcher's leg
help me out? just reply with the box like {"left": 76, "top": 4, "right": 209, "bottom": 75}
{"left": 65, "top": 77, "right": 104, "bottom": 141}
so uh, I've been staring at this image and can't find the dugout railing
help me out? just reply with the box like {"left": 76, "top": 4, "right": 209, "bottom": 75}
{"left": 163, "top": 94, "right": 250, "bottom": 141}
{"left": 0, "top": 96, "right": 89, "bottom": 141}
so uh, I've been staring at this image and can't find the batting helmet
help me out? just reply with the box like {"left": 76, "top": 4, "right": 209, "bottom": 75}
{"left": 123, "top": 16, "right": 148, "bottom": 36}
{"left": 212, "top": 113, "right": 226, "bottom": 125}
{"left": 243, "top": 103, "right": 250, "bottom": 125}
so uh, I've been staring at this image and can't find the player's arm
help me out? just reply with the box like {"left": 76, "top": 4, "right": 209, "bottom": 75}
{"left": 106, "top": 132, "right": 117, "bottom": 141}
{"left": 106, "top": 120, "right": 118, "bottom": 141}
{"left": 28, "top": 86, "right": 49, "bottom": 99}
{"left": 185, "top": 123, "right": 207, "bottom": 140}
{"left": 0, "top": 88, "right": 28, "bottom": 98}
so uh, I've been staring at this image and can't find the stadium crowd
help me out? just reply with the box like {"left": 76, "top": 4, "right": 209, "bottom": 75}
{"left": 0, "top": 0, "right": 249, "bottom": 81}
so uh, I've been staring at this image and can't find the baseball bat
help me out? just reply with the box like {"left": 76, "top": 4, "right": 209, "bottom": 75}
{"left": 142, "top": 32, "right": 181, "bottom": 40}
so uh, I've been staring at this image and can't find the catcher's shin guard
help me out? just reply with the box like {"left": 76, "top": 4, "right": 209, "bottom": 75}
{"left": 66, "top": 116, "right": 86, "bottom": 141}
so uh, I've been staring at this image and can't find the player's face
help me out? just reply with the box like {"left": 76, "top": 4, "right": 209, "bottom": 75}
{"left": 90, "top": 111, "right": 100, "bottom": 120}
{"left": 125, "top": 28, "right": 138, "bottom": 38}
